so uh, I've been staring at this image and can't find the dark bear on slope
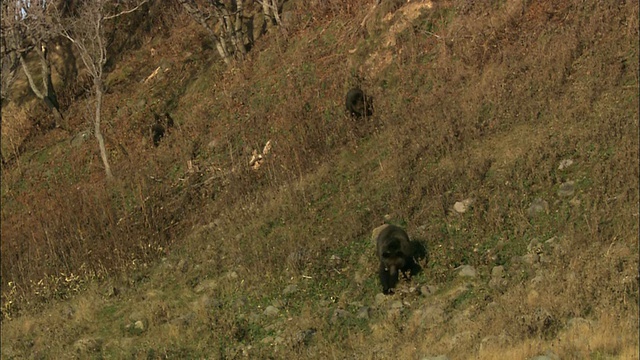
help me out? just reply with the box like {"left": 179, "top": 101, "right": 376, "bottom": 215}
{"left": 374, "top": 224, "right": 419, "bottom": 294}
{"left": 345, "top": 87, "right": 373, "bottom": 118}
{"left": 151, "top": 112, "right": 175, "bottom": 147}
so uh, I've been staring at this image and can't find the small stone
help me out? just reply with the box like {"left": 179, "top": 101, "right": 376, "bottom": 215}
{"left": 419, "top": 285, "right": 437, "bottom": 296}
{"left": 521, "top": 253, "right": 539, "bottom": 265}
{"left": 225, "top": 271, "right": 238, "bottom": 280}
{"left": 263, "top": 305, "right": 280, "bottom": 317}
{"left": 558, "top": 159, "right": 574, "bottom": 170}
{"left": 375, "top": 292, "right": 387, "bottom": 305}
{"left": 527, "top": 198, "right": 549, "bottom": 217}
{"left": 491, "top": 266, "right": 505, "bottom": 278}
{"left": 357, "top": 306, "right": 370, "bottom": 319}
{"left": 456, "top": 265, "right": 477, "bottom": 278}
{"left": 489, "top": 278, "right": 508, "bottom": 291}
{"left": 390, "top": 300, "right": 404, "bottom": 309}
{"left": 530, "top": 350, "right": 559, "bottom": 360}
{"left": 283, "top": 284, "right": 298, "bottom": 295}
{"left": 453, "top": 198, "right": 474, "bottom": 213}
{"left": 134, "top": 320, "right": 146, "bottom": 331}
{"left": 557, "top": 181, "right": 575, "bottom": 197}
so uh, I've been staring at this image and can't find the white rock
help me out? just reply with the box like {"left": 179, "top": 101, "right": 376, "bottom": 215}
{"left": 263, "top": 305, "right": 280, "bottom": 317}
{"left": 455, "top": 265, "right": 477, "bottom": 277}
{"left": 453, "top": 198, "right": 474, "bottom": 213}
{"left": 558, "top": 159, "right": 574, "bottom": 170}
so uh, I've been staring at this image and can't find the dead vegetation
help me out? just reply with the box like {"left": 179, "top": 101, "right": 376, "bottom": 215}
{"left": 1, "top": 0, "right": 638, "bottom": 358}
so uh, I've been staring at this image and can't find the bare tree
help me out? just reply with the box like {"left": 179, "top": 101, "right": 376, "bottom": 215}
{"left": 258, "top": 0, "right": 282, "bottom": 29}
{"left": 1, "top": 0, "right": 64, "bottom": 124}
{"left": 0, "top": 8, "right": 20, "bottom": 104}
{"left": 57, "top": 0, "right": 148, "bottom": 180}
{"left": 177, "top": 0, "right": 248, "bottom": 65}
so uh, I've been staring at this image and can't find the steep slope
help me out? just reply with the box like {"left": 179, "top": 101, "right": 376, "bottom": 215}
{"left": 1, "top": 0, "right": 638, "bottom": 359}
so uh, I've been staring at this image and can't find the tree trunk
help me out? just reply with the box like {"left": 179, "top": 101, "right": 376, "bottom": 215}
{"left": 270, "top": 0, "right": 282, "bottom": 26}
{"left": 93, "top": 78, "right": 114, "bottom": 180}
{"left": 233, "top": 0, "right": 247, "bottom": 59}
{"left": 19, "top": 45, "right": 65, "bottom": 127}
{"left": 178, "top": 0, "right": 232, "bottom": 65}
{"left": 262, "top": 0, "right": 281, "bottom": 28}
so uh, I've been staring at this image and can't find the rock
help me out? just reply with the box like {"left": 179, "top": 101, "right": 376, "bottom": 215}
{"left": 134, "top": 320, "right": 146, "bottom": 331}
{"left": 390, "top": 300, "right": 404, "bottom": 310}
{"left": 125, "top": 317, "right": 148, "bottom": 335}
{"left": 375, "top": 292, "right": 388, "bottom": 305}
{"left": 557, "top": 181, "right": 575, "bottom": 197}
{"left": 283, "top": 284, "right": 298, "bottom": 295}
{"left": 491, "top": 266, "right": 505, "bottom": 278}
{"left": 419, "top": 284, "right": 438, "bottom": 296}
{"left": 558, "top": 159, "right": 574, "bottom": 170}
{"left": 357, "top": 306, "right": 370, "bottom": 319}
{"left": 521, "top": 253, "right": 539, "bottom": 265}
{"left": 453, "top": 198, "right": 474, "bottom": 213}
{"left": 263, "top": 305, "right": 280, "bottom": 317}
{"left": 455, "top": 265, "right": 477, "bottom": 278}
{"left": 527, "top": 198, "right": 549, "bottom": 217}
{"left": 489, "top": 266, "right": 507, "bottom": 291}
{"left": 530, "top": 350, "right": 559, "bottom": 360}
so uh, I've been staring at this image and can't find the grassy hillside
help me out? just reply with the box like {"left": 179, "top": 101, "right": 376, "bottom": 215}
{"left": 1, "top": 0, "right": 638, "bottom": 358}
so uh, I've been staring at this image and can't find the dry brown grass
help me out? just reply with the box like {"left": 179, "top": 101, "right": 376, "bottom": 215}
{"left": 1, "top": 0, "right": 638, "bottom": 358}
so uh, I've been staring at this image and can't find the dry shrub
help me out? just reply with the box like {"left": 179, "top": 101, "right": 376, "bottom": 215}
{"left": 0, "top": 103, "right": 32, "bottom": 164}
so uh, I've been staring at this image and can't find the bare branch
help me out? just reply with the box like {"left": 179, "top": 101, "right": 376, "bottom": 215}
{"left": 103, "top": 0, "right": 149, "bottom": 20}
